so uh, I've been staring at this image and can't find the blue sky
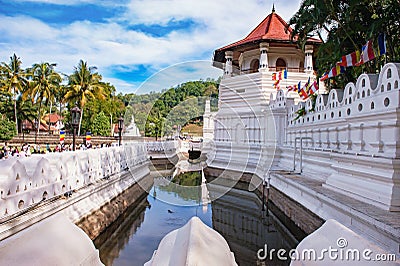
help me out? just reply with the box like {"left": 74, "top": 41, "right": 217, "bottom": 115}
{"left": 0, "top": 0, "right": 301, "bottom": 94}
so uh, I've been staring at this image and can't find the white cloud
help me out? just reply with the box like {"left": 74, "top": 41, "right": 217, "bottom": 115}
{"left": 0, "top": 1, "right": 301, "bottom": 93}
{"left": 136, "top": 61, "right": 223, "bottom": 94}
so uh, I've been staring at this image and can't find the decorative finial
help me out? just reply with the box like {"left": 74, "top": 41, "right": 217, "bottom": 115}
{"left": 272, "top": 3, "right": 275, "bottom": 13}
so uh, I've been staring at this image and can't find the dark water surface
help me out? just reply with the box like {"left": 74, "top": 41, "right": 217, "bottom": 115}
{"left": 95, "top": 177, "right": 301, "bottom": 266}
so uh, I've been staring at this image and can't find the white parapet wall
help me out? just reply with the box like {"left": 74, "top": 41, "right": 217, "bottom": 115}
{"left": 0, "top": 142, "right": 149, "bottom": 219}
{"left": 276, "top": 63, "right": 400, "bottom": 211}
{"left": 208, "top": 62, "right": 400, "bottom": 211}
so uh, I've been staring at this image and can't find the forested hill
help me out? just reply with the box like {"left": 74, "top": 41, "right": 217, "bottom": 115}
{"left": 118, "top": 78, "right": 220, "bottom": 138}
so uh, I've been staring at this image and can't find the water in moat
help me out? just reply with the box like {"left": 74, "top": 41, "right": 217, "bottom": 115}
{"left": 95, "top": 173, "right": 304, "bottom": 266}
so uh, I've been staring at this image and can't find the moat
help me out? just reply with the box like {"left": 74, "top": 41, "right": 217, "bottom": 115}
{"left": 95, "top": 174, "right": 303, "bottom": 266}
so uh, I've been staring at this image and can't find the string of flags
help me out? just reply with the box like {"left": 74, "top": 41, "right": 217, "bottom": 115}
{"left": 271, "top": 68, "right": 320, "bottom": 99}
{"left": 272, "top": 69, "right": 287, "bottom": 89}
{"left": 321, "top": 33, "right": 386, "bottom": 81}
{"left": 296, "top": 78, "right": 319, "bottom": 100}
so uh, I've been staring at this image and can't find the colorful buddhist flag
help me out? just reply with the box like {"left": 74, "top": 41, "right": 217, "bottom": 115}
{"left": 338, "top": 51, "right": 360, "bottom": 67}
{"left": 273, "top": 79, "right": 280, "bottom": 89}
{"left": 59, "top": 130, "right": 65, "bottom": 144}
{"left": 320, "top": 71, "right": 329, "bottom": 81}
{"left": 272, "top": 69, "right": 287, "bottom": 81}
{"left": 377, "top": 33, "right": 386, "bottom": 56}
{"left": 328, "top": 65, "right": 345, "bottom": 79}
{"left": 298, "top": 79, "right": 309, "bottom": 100}
{"left": 356, "top": 39, "right": 375, "bottom": 66}
{"left": 86, "top": 132, "right": 91, "bottom": 143}
{"left": 286, "top": 84, "right": 298, "bottom": 92}
{"left": 278, "top": 69, "right": 287, "bottom": 80}
{"left": 307, "top": 80, "right": 319, "bottom": 96}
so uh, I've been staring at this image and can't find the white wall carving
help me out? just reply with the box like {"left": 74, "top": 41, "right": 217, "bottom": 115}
{"left": 209, "top": 62, "right": 400, "bottom": 211}
{"left": 0, "top": 142, "right": 149, "bottom": 218}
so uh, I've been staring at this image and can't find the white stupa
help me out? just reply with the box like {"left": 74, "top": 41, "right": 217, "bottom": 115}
{"left": 124, "top": 115, "right": 141, "bottom": 137}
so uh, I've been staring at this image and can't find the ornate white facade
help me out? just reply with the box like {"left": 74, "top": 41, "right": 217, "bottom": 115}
{"left": 0, "top": 143, "right": 149, "bottom": 218}
{"left": 209, "top": 62, "right": 400, "bottom": 211}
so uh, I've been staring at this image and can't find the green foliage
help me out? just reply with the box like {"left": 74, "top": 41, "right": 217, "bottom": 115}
{"left": 127, "top": 79, "right": 219, "bottom": 138}
{"left": 91, "top": 111, "right": 110, "bottom": 136}
{"left": 0, "top": 117, "right": 16, "bottom": 140}
{"left": 294, "top": 107, "right": 306, "bottom": 121}
{"left": 0, "top": 53, "right": 220, "bottom": 139}
{"left": 158, "top": 171, "right": 203, "bottom": 202}
{"left": 172, "top": 171, "right": 202, "bottom": 186}
{"left": 289, "top": 0, "right": 400, "bottom": 90}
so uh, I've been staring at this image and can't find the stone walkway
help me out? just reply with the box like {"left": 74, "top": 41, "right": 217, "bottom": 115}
{"left": 270, "top": 169, "right": 400, "bottom": 256}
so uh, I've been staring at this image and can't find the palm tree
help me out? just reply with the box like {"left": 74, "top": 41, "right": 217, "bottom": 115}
{"left": 0, "top": 95, "right": 37, "bottom": 131}
{"left": 0, "top": 54, "right": 28, "bottom": 134}
{"left": 65, "top": 60, "right": 106, "bottom": 135}
{"left": 25, "top": 62, "right": 61, "bottom": 135}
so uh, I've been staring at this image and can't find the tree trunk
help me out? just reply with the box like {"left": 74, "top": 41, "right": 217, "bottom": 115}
{"left": 13, "top": 87, "right": 18, "bottom": 134}
{"left": 110, "top": 113, "right": 113, "bottom": 136}
{"left": 48, "top": 101, "right": 52, "bottom": 135}
{"left": 78, "top": 107, "right": 83, "bottom": 136}
{"left": 59, "top": 101, "right": 62, "bottom": 128}
{"left": 37, "top": 101, "right": 42, "bottom": 135}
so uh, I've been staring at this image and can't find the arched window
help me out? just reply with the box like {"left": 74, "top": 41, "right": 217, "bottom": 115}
{"left": 250, "top": 59, "right": 259, "bottom": 73}
{"left": 276, "top": 58, "right": 286, "bottom": 71}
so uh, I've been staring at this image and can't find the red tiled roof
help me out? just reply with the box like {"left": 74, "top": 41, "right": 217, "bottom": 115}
{"left": 218, "top": 11, "right": 321, "bottom": 51}
{"left": 43, "top": 113, "right": 63, "bottom": 123}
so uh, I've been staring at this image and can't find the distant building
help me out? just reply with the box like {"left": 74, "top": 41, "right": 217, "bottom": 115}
{"left": 42, "top": 114, "right": 64, "bottom": 133}
{"left": 202, "top": 99, "right": 216, "bottom": 140}
{"left": 121, "top": 115, "right": 141, "bottom": 137}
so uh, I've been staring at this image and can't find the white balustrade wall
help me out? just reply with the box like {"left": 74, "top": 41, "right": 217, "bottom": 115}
{"left": 209, "top": 62, "right": 400, "bottom": 211}
{"left": 146, "top": 141, "right": 178, "bottom": 154}
{"left": 269, "top": 63, "right": 400, "bottom": 211}
{"left": 0, "top": 142, "right": 149, "bottom": 218}
{"left": 283, "top": 63, "right": 400, "bottom": 158}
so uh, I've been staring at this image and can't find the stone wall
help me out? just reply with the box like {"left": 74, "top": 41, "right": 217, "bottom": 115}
{"left": 270, "top": 63, "right": 400, "bottom": 211}
{"left": 209, "top": 62, "right": 400, "bottom": 211}
{"left": 204, "top": 167, "right": 323, "bottom": 236}
{"left": 76, "top": 173, "right": 153, "bottom": 240}
{"left": 0, "top": 142, "right": 148, "bottom": 218}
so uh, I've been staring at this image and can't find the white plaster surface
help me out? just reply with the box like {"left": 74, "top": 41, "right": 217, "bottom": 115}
{"left": 291, "top": 219, "right": 399, "bottom": 266}
{"left": 0, "top": 214, "right": 103, "bottom": 265}
{"left": 145, "top": 217, "right": 237, "bottom": 266}
{"left": 207, "top": 62, "right": 400, "bottom": 256}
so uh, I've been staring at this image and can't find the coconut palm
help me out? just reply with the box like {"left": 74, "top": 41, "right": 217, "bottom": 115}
{"left": 65, "top": 60, "right": 106, "bottom": 135}
{"left": 25, "top": 62, "right": 61, "bottom": 135}
{"left": 0, "top": 95, "right": 37, "bottom": 131}
{"left": 0, "top": 54, "right": 28, "bottom": 134}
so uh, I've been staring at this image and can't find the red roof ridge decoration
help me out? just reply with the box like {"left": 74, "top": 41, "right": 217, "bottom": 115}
{"left": 218, "top": 10, "right": 321, "bottom": 51}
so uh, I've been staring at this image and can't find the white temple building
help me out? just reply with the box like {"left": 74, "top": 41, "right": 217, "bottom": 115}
{"left": 207, "top": 7, "right": 400, "bottom": 256}
{"left": 212, "top": 6, "right": 324, "bottom": 104}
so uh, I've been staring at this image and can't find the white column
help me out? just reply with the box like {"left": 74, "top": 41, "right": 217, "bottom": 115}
{"left": 224, "top": 51, "right": 233, "bottom": 76}
{"left": 259, "top": 43, "right": 269, "bottom": 72}
{"left": 304, "top": 45, "right": 313, "bottom": 75}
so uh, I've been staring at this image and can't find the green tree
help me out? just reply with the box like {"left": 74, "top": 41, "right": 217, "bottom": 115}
{"left": 0, "top": 117, "right": 16, "bottom": 141}
{"left": 91, "top": 111, "right": 110, "bottom": 136}
{"left": 0, "top": 54, "right": 28, "bottom": 134}
{"left": 289, "top": 0, "right": 400, "bottom": 89}
{"left": 0, "top": 95, "right": 37, "bottom": 130}
{"left": 65, "top": 60, "right": 106, "bottom": 135}
{"left": 25, "top": 62, "right": 61, "bottom": 135}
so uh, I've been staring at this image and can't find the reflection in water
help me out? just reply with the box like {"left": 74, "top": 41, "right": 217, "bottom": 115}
{"left": 209, "top": 184, "right": 298, "bottom": 265}
{"left": 94, "top": 196, "right": 148, "bottom": 266}
{"left": 96, "top": 177, "right": 300, "bottom": 266}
